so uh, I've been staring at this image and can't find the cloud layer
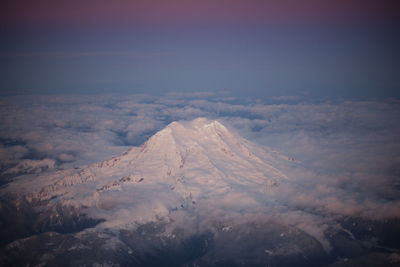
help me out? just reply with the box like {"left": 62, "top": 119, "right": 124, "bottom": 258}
{"left": 1, "top": 93, "right": 399, "bottom": 238}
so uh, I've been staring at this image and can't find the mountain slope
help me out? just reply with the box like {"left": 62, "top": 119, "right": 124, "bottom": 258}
{"left": 2, "top": 118, "right": 292, "bottom": 231}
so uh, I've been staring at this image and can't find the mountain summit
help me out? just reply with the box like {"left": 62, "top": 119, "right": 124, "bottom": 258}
{"left": 5, "top": 118, "right": 290, "bottom": 229}
{"left": 2, "top": 118, "right": 330, "bottom": 267}
{"left": 122, "top": 118, "right": 287, "bottom": 185}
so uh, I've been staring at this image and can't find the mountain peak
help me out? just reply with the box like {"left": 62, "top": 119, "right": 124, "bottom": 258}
{"left": 191, "top": 117, "right": 219, "bottom": 126}
{"left": 192, "top": 118, "right": 228, "bottom": 132}
{"left": 139, "top": 118, "right": 231, "bottom": 158}
{"left": 161, "top": 118, "right": 230, "bottom": 138}
{"left": 129, "top": 118, "right": 287, "bottom": 186}
{"left": 9, "top": 117, "right": 289, "bottom": 218}
{"left": 165, "top": 118, "right": 227, "bottom": 130}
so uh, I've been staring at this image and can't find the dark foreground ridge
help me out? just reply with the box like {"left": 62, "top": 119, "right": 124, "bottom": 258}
{"left": 0, "top": 195, "right": 104, "bottom": 247}
{"left": 1, "top": 194, "right": 400, "bottom": 266}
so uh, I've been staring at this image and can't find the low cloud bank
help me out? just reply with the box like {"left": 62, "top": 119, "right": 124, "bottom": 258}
{"left": 1, "top": 93, "right": 399, "bottom": 244}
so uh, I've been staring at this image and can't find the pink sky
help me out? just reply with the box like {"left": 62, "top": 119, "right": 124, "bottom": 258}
{"left": 2, "top": 0, "right": 399, "bottom": 28}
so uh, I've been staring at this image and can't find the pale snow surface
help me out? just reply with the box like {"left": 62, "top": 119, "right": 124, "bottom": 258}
{"left": 5, "top": 118, "right": 292, "bottom": 232}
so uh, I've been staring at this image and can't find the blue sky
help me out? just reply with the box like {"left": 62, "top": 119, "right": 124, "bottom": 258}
{"left": 1, "top": 1, "right": 399, "bottom": 99}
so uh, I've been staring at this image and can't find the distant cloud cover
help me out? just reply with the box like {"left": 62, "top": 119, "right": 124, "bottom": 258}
{"left": 1, "top": 94, "right": 399, "bottom": 232}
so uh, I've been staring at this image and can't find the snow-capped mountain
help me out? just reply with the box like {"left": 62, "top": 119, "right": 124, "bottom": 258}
{"left": 3, "top": 118, "right": 397, "bottom": 267}
{"left": 4, "top": 118, "right": 290, "bottom": 229}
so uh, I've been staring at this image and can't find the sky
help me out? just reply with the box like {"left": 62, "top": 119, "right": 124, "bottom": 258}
{"left": 1, "top": 0, "right": 399, "bottom": 99}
